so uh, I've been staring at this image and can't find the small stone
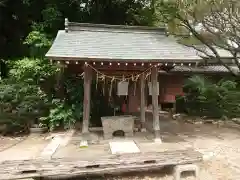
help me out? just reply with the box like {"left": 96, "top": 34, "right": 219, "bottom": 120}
{"left": 203, "top": 152, "right": 215, "bottom": 161}
{"left": 204, "top": 119, "right": 214, "bottom": 124}
{"left": 186, "top": 119, "right": 194, "bottom": 124}
{"left": 154, "top": 138, "right": 162, "bottom": 143}
{"left": 172, "top": 113, "right": 182, "bottom": 120}
{"left": 194, "top": 121, "right": 203, "bottom": 125}
{"left": 79, "top": 140, "right": 88, "bottom": 148}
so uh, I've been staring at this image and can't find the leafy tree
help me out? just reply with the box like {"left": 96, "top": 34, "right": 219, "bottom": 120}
{"left": 24, "top": 24, "right": 52, "bottom": 57}
{"left": 1, "top": 0, "right": 157, "bottom": 78}
{"left": 157, "top": 0, "right": 240, "bottom": 76}
{"left": 8, "top": 58, "right": 58, "bottom": 84}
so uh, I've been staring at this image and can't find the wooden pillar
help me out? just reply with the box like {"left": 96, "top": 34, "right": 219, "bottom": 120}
{"left": 151, "top": 66, "right": 161, "bottom": 142}
{"left": 140, "top": 73, "right": 146, "bottom": 132}
{"left": 82, "top": 65, "right": 92, "bottom": 134}
{"left": 55, "top": 64, "right": 64, "bottom": 97}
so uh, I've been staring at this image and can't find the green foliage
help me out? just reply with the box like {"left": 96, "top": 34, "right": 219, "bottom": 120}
{"left": 24, "top": 31, "right": 52, "bottom": 48}
{"left": 41, "top": 4, "right": 62, "bottom": 29}
{"left": 39, "top": 75, "right": 84, "bottom": 131}
{"left": 1, "top": 0, "right": 156, "bottom": 59}
{"left": 0, "top": 81, "right": 49, "bottom": 133}
{"left": 0, "top": 82, "right": 48, "bottom": 116}
{"left": 24, "top": 28, "right": 52, "bottom": 57}
{"left": 180, "top": 75, "right": 240, "bottom": 119}
{"left": 40, "top": 99, "right": 75, "bottom": 131}
{"left": 8, "top": 58, "right": 58, "bottom": 84}
{"left": 0, "top": 57, "right": 58, "bottom": 133}
{"left": 63, "top": 76, "right": 84, "bottom": 121}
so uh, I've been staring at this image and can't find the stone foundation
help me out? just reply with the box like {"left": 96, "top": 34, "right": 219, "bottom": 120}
{"left": 101, "top": 115, "right": 135, "bottom": 139}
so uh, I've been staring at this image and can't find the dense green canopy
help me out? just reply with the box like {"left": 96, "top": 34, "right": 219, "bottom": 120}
{"left": 0, "top": 0, "right": 155, "bottom": 59}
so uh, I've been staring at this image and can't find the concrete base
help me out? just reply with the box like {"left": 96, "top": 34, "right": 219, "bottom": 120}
{"left": 174, "top": 164, "right": 199, "bottom": 180}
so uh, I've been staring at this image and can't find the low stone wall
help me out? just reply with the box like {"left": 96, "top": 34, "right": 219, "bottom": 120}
{"left": 101, "top": 115, "right": 135, "bottom": 139}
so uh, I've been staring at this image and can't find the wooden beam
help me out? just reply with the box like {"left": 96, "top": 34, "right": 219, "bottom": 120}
{"left": 140, "top": 73, "right": 146, "bottom": 132}
{"left": 82, "top": 65, "right": 92, "bottom": 133}
{"left": 151, "top": 66, "right": 161, "bottom": 142}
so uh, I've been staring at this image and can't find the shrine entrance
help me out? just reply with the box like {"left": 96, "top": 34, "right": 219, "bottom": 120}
{"left": 81, "top": 62, "right": 160, "bottom": 139}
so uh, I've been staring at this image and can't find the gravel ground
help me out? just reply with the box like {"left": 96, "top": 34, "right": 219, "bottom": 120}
{"left": 105, "top": 160, "right": 236, "bottom": 180}
{"left": 0, "top": 136, "right": 25, "bottom": 152}
{"left": 6, "top": 122, "right": 240, "bottom": 180}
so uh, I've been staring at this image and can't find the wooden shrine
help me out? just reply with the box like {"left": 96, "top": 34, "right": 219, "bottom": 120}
{"left": 46, "top": 18, "right": 203, "bottom": 141}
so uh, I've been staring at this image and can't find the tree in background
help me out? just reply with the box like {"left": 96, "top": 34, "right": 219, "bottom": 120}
{"left": 157, "top": 0, "right": 240, "bottom": 76}
{"left": 0, "top": 0, "right": 156, "bottom": 78}
{"left": 0, "top": 0, "right": 155, "bottom": 58}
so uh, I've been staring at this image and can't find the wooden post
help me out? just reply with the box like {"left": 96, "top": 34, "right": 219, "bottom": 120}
{"left": 151, "top": 66, "right": 161, "bottom": 143}
{"left": 82, "top": 65, "right": 92, "bottom": 134}
{"left": 140, "top": 73, "right": 146, "bottom": 132}
{"left": 55, "top": 64, "right": 65, "bottom": 97}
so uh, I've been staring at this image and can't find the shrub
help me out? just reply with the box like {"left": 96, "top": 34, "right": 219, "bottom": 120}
{"left": 8, "top": 57, "right": 58, "bottom": 85}
{"left": 180, "top": 75, "right": 240, "bottom": 119}
{"left": 0, "top": 81, "right": 49, "bottom": 134}
{"left": 39, "top": 75, "right": 84, "bottom": 131}
{"left": 40, "top": 99, "right": 76, "bottom": 131}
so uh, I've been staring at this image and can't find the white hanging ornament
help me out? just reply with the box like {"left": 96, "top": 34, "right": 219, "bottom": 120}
{"left": 148, "top": 82, "right": 159, "bottom": 96}
{"left": 117, "top": 81, "right": 129, "bottom": 96}
{"left": 132, "top": 74, "right": 134, "bottom": 81}
{"left": 109, "top": 76, "right": 115, "bottom": 98}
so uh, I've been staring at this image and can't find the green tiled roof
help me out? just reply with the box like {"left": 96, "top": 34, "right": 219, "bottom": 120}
{"left": 46, "top": 22, "right": 202, "bottom": 62}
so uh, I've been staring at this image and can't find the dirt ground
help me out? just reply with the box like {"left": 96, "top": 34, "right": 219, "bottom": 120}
{"left": 51, "top": 121, "right": 240, "bottom": 180}
{"left": 1, "top": 120, "right": 240, "bottom": 180}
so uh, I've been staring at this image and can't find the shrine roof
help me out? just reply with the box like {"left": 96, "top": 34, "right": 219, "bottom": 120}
{"left": 171, "top": 65, "right": 239, "bottom": 73}
{"left": 46, "top": 19, "right": 202, "bottom": 63}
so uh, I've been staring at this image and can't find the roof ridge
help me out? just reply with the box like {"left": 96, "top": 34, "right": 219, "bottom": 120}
{"left": 64, "top": 18, "right": 166, "bottom": 34}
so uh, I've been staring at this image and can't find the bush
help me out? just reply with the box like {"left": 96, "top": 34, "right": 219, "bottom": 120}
{"left": 8, "top": 57, "right": 58, "bottom": 85}
{"left": 0, "top": 57, "right": 58, "bottom": 134}
{"left": 180, "top": 75, "right": 240, "bottom": 119}
{"left": 39, "top": 75, "right": 84, "bottom": 131}
{"left": 40, "top": 99, "right": 76, "bottom": 131}
{"left": 0, "top": 81, "right": 49, "bottom": 134}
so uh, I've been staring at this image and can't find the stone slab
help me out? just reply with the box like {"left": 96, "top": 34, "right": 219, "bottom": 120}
{"left": 109, "top": 140, "right": 140, "bottom": 154}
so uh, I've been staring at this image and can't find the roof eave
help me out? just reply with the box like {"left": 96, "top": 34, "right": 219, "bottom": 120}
{"left": 46, "top": 56, "right": 203, "bottom": 63}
